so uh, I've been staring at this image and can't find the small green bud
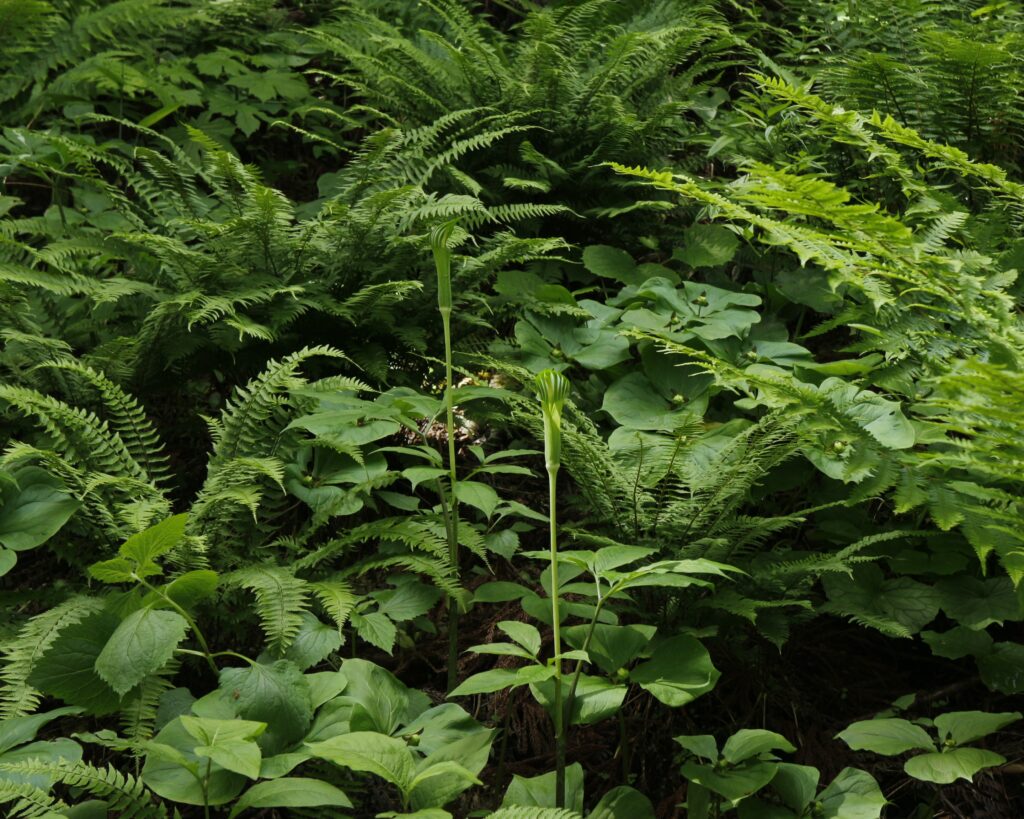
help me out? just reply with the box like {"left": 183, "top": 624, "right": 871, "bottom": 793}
{"left": 671, "top": 393, "right": 686, "bottom": 405}
{"left": 833, "top": 440, "right": 847, "bottom": 452}
{"left": 745, "top": 350, "right": 758, "bottom": 361}
{"left": 614, "top": 667, "right": 629, "bottom": 682}
{"left": 694, "top": 294, "right": 709, "bottom": 307}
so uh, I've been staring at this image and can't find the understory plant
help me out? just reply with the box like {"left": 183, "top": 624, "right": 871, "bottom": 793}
{"left": 432, "top": 218, "right": 463, "bottom": 692}
{"left": 536, "top": 368, "right": 570, "bottom": 807}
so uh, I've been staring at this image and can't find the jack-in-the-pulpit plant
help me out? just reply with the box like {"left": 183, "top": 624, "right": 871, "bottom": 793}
{"left": 535, "top": 367, "right": 571, "bottom": 808}
{"left": 431, "top": 218, "right": 463, "bottom": 693}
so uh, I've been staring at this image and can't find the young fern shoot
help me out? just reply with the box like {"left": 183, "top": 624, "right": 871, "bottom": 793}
{"left": 431, "top": 219, "right": 462, "bottom": 693}
{"left": 535, "top": 368, "right": 571, "bottom": 808}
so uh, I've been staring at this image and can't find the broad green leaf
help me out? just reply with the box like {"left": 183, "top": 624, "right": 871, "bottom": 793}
{"left": 721, "top": 729, "right": 796, "bottom": 764}
{"left": 306, "top": 731, "right": 414, "bottom": 792}
{"left": 195, "top": 740, "right": 261, "bottom": 779}
{"left": 836, "top": 719, "right": 934, "bottom": 756}
{"left": 775, "top": 267, "right": 843, "bottom": 313}
{"left": 94, "top": 608, "right": 189, "bottom": 696}
{"left": 629, "top": 635, "right": 719, "bottom": 707}
{"left": 398, "top": 705, "right": 489, "bottom": 765}
{"left": 936, "top": 576, "right": 1021, "bottom": 630}
{"left": 182, "top": 715, "right": 265, "bottom": 780}
{"left": 978, "top": 642, "right": 1024, "bottom": 694}
{"left": 639, "top": 345, "right": 711, "bottom": 404}
{"left": 163, "top": 570, "right": 220, "bottom": 609}
{"left": 819, "top": 379, "right": 915, "bottom": 450}
{"left": 227, "top": 777, "right": 353, "bottom": 817}
{"left": 903, "top": 747, "right": 1005, "bottom": 784}
{"left": 674, "top": 224, "right": 740, "bottom": 268}
{"left": 498, "top": 621, "right": 542, "bottom": 657}
{"left": 29, "top": 610, "right": 127, "bottom": 714}
{"left": 686, "top": 782, "right": 712, "bottom": 819}
{"left": 674, "top": 734, "right": 718, "bottom": 762}
{"left": 769, "top": 763, "right": 819, "bottom": 812}
{"left": 374, "top": 576, "right": 442, "bottom": 622}
{"left": 821, "top": 566, "right": 940, "bottom": 637}
{"left": 681, "top": 760, "right": 778, "bottom": 805}
{"left": 455, "top": 481, "right": 500, "bottom": 518}
{"left": 593, "top": 545, "right": 657, "bottom": 573}
{"left": 484, "top": 529, "right": 519, "bottom": 558}
{"left": 563, "top": 623, "right": 654, "bottom": 676}
{"left": 933, "top": 710, "right": 1020, "bottom": 745}
{"left": 921, "top": 626, "right": 993, "bottom": 660}
{"left": 466, "top": 642, "right": 535, "bottom": 661}
{"left": 219, "top": 660, "right": 312, "bottom": 755}
{"left": 352, "top": 610, "right": 397, "bottom": 654}
{"left": 180, "top": 715, "right": 266, "bottom": 745}
{"left": 586, "top": 785, "right": 655, "bottom": 819}
{"left": 0, "top": 468, "right": 79, "bottom": 552}
{"left": 0, "top": 706, "right": 83, "bottom": 755}
{"left": 404, "top": 467, "right": 448, "bottom": 490}
{"left": 258, "top": 752, "right": 309, "bottom": 779}
{"left": 88, "top": 557, "right": 138, "bottom": 584}
{"left": 569, "top": 328, "right": 632, "bottom": 370}
{"left": 583, "top": 245, "right": 642, "bottom": 284}
{"left": 119, "top": 514, "right": 188, "bottom": 565}
{"left": 602, "top": 372, "right": 694, "bottom": 431}
{"left": 531, "top": 674, "right": 627, "bottom": 726}
{"left": 289, "top": 413, "right": 401, "bottom": 447}
{"left": 501, "top": 763, "right": 585, "bottom": 812}
{"left": 339, "top": 658, "right": 427, "bottom": 735}
{"left": 283, "top": 612, "right": 342, "bottom": 670}
{"left": 817, "top": 767, "right": 886, "bottom": 819}
{"left": 409, "top": 759, "right": 482, "bottom": 809}
{"left": 143, "top": 717, "right": 245, "bottom": 805}
{"left": 472, "top": 582, "right": 533, "bottom": 603}
{"left": 59, "top": 801, "right": 109, "bottom": 819}
{"left": 449, "top": 668, "right": 520, "bottom": 696}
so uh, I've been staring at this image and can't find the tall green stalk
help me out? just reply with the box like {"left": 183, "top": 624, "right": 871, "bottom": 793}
{"left": 535, "top": 368, "right": 571, "bottom": 808}
{"left": 431, "top": 220, "right": 461, "bottom": 693}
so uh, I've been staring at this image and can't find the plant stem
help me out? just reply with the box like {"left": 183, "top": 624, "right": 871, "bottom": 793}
{"left": 564, "top": 597, "right": 605, "bottom": 722}
{"left": 137, "top": 577, "right": 219, "bottom": 677}
{"left": 547, "top": 462, "right": 566, "bottom": 808}
{"left": 202, "top": 757, "right": 212, "bottom": 819}
{"left": 441, "top": 306, "right": 461, "bottom": 694}
{"left": 619, "top": 708, "right": 631, "bottom": 781}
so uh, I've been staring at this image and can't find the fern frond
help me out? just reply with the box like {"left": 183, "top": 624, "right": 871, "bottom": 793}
{"left": 119, "top": 658, "right": 179, "bottom": 743}
{"left": 0, "top": 385, "right": 150, "bottom": 482}
{"left": 310, "top": 579, "right": 357, "bottom": 637}
{"left": 0, "top": 780, "right": 64, "bottom": 819}
{"left": 38, "top": 361, "right": 169, "bottom": 484}
{"left": 0, "top": 759, "right": 168, "bottom": 818}
{"left": 227, "top": 565, "right": 310, "bottom": 656}
{"left": 0, "top": 596, "right": 106, "bottom": 718}
{"left": 209, "top": 346, "right": 345, "bottom": 462}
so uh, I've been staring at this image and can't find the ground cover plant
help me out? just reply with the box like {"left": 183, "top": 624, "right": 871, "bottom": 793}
{"left": 1, "top": 0, "right": 1024, "bottom": 816}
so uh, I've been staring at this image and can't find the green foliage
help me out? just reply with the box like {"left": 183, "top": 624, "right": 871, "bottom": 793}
{"left": 2, "top": 1, "right": 1024, "bottom": 817}
{"left": 838, "top": 709, "right": 1022, "bottom": 785}
{"left": 309, "top": 0, "right": 733, "bottom": 234}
